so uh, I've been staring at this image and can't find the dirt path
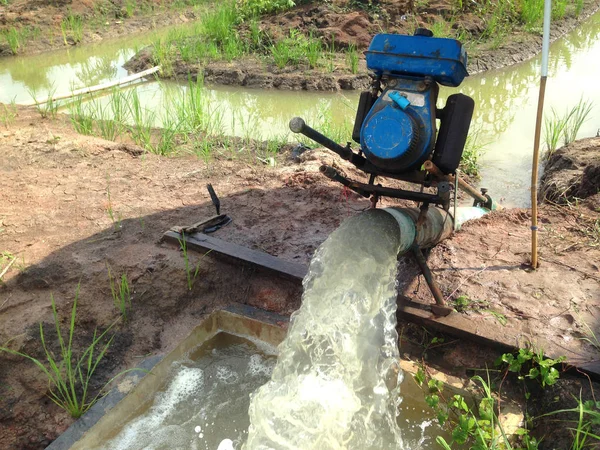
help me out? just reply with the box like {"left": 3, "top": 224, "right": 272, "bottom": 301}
{"left": 0, "top": 108, "right": 599, "bottom": 448}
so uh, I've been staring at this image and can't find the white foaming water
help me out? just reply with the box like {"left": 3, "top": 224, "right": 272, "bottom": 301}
{"left": 244, "top": 209, "right": 406, "bottom": 449}
{"left": 100, "top": 334, "right": 276, "bottom": 450}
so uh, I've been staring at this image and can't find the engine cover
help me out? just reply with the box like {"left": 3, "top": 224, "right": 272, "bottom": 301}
{"left": 360, "top": 78, "right": 437, "bottom": 173}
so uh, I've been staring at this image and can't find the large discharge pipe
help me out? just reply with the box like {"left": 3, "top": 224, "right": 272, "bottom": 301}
{"left": 382, "top": 205, "right": 489, "bottom": 315}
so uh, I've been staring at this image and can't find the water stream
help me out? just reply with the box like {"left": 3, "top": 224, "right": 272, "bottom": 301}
{"left": 244, "top": 209, "right": 407, "bottom": 449}
{"left": 2, "top": 14, "right": 600, "bottom": 206}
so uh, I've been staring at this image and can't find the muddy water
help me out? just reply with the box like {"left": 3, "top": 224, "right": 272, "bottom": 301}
{"left": 2, "top": 13, "right": 600, "bottom": 206}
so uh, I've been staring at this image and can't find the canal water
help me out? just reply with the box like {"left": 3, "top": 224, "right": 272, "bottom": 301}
{"left": 1, "top": 12, "right": 599, "bottom": 206}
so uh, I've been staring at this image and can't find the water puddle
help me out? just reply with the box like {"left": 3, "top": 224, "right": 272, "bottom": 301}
{"left": 2, "top": 14, "right": 600, "bottom": 206}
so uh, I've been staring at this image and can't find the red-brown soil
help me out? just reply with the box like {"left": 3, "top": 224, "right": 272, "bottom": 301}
{"left": 0, "top": 107, "right": 599, "bottom": 448}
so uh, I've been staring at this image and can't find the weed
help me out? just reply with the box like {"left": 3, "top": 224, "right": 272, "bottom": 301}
{"left": 540, "top": 396, "right": 600, "bottom": 449}
{"left": 105, "top": 177, "right": 122, "bottom": 231}
{"left": 95, "top": 101, "right": 119, "bottom": 141}
{"left": 0, "top": 286, "right": 137, "bottom": 418}
{"left": 177, "top": 233, "right": 211, "bottom": 290}
{"left": 0, "top": 99, "right": 17, "bottom": 128}
{"left": 69, "top": 96, "right": 95, "bottom": 135}
{"left": 128, "top": 89, "right": 155, "bottom": 150}
{"left": 61, "top": 12, "right": 84, "bottom": 45}
{"left": 2, "top": 27, "right": 21, "bottom": 54}
{"left": 496, "top": 347, "right": 565, "bottom": 387}
{"left": 460, "top": 124, "right": 488, "bottom": 177}
{"left": 28, "top": 84, "right": 59, "bottom": 119}
{"left": 552, "top": 0, "right": 568, "bottom": 20}
{"left": 544, "top": 99, "right": 594, "bottom": 156}
{"left": 0, "top": 251, "right": 17, "bottom": 283}
{"left": 563, "top": 98, "right": 593, "bottom": 145}
{"left": 544, "top": 108, "right": 568, "bottom": 155}
{"left": 107, "top": 266, "right": 131, "bottom": 321}
{"left": 346, "top": 43, "right": 359, "bottom": 74}
{"left": 305, "top": 33, "right": 323, "bottom": 69}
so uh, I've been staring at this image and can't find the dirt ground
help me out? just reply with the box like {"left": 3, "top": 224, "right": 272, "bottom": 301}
{"left": 0, "top": 0, "right": 200, "bottom": 57}
{"left": 0, "top": 106, "right": 599, "bottom": 448}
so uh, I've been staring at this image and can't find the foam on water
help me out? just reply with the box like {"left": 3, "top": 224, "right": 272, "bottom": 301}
{"left": 100, "top": 334, "right": 276, "bottom": 450}
{"left": 244, "top": 209, "right": 406, "bottom": 449}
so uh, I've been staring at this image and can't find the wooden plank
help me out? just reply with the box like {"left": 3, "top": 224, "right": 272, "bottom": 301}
{"left": 163, "top": 230, "right": 308, "bottom": 281}
{"left": 20, "top": 66, "right": 161, "bottom": 106}
{"left": 165, "top": 230, "right": 600, "bottom": 379}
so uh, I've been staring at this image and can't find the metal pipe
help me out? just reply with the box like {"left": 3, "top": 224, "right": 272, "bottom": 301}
{"left": 412, "top": 246, "right": 453, "bottom": 316}
{"left": 423, "top": 160, "right": 489, "bottom": 205}
{"left": 382, "top": 205, "right": 490, "bottom": 316}
{"left": 289, "top": 117, "right": 354, "bottom": 161}
{"left": 320, "top": 165, "right": 443, "bottom": 204}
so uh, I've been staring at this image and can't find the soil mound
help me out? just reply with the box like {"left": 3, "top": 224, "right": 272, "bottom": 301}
{"left": 540, "top": 137, "right": 600, "bottom": 208}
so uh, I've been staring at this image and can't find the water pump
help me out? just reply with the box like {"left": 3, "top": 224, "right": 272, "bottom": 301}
{"left": 290, "top": 29, "right": 493, "bottom": 211}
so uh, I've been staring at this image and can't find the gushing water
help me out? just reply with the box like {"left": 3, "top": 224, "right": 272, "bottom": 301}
{"left": 243, "top": 209, "right": 406, "bottom": 449}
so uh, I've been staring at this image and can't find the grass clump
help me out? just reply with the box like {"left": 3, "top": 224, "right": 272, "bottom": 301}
{"left": 177, "top": 234, "right": 211, "bottom": 290}
{"left": 108, "top": 266, "right": 131, "bottom": 321}
{"left": 1, "top": 100, "right": 17, "bottom": 128}
{"left": 460, "top": 124, "right": 488, "bottom": 177}
{"left": 61, "top": 12, "right": 84, "bottom": 45}
{"left": 0, "top": 286, "right": 135, "bottom": 418}
{"left": 28, "top": 84, "right": 59, "bottom": 119}
{"left": 544, "top": 98, "right": 594, "bottom": 156}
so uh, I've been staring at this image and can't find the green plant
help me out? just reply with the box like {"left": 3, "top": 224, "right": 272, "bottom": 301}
{"left": 520, "top": 0, "right": 544, "bottom": 29}
{"left": 128, "top": 89, "right": 155, "bottom": 150}
{"left": 69, "top": 96, "right": 95, "bottom": 135}
{"left": 1, "top": 100, "right": 17, "bottom": 128}
{"left": 346, "top": 43, "right": 359, "bottom": 74}
{"left": 177, "top": 233, "right": 211, "bottom": 290}
{"left": 2, "top": 27, "right": 21, "bottom": 54}
{"left": 496, "top": 348, "right": 565, "bottom": 387}
{"left": 544, "top": 108, "right": 568, "bottom": 155}
{"left": 108, "top": 266, "right": 131, "bottom": 321}
{"left": 0, "top": 286, "right": 136, "bottom": 418}
{"left": 61, "top": 12, "right": 84, "bottom": 45}
{"left": 105, "top": 177, "right": 122, "bottom": 230}
{"left": 551, "top": 0, "right": 568, "bottom": 20}
{"left": 563, "top": 98, "right": 593, "bottom": 145}
{"left": 460, "top": 124, "right": 488, "bottom": 177}
{"left": 237, "top": 0, "right": 296, "bottom": 18}
{"left": 540, "top": 396, "right": 600, "bottom": 449}
{"left": 28, "top": 84, "right": 59, "bottom": 119}
{"left": 415, "top": 369, "right": 537, "bottom": 449}
{"left": 0, "top": 251, "right": 17, "bottom": 283}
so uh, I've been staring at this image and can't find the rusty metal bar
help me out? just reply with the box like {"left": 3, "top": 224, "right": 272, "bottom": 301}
{"left": 423, "top": 160, "right": 488, "bottom": 205}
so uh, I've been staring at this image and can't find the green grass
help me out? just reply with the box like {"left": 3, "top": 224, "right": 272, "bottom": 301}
{"left": 108, "top": 266, "right": 131, "bottom": 321}
{"left": 346, "top": 43, "right": 359, "bottom": 74}
{"left": 544, "top": 108, "right": 567, "bottom": 155}
{"left": 68, "top": 96, "right": 95, "bottom": 135}
{"left": 28, "top": 84, "right": 59, "bottom": 119}
{"left": 1, "top": 99, "right": 17, "bottom": 128}
{"left": 61, "top": 12, "right": 84, "bottom": 45}
{"left": 0, "top": 285, "right": 137, "bottom": 418}
{"left": 2, "top": 27, "right": 21, "bottom": 54}
{"left": 177, "top": 234, "right": 211, "bottom": 290}
{"left": 460, "top": 124, "right": 488, "bottom": 177}
{"left": 563, "top": 98, "right": 593, "bottom": 145}
{"left": 544, "top": 98, "right": 594, "bottom": 157}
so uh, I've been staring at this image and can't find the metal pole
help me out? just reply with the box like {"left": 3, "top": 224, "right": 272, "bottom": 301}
{"left": 531, "top": 0, "right": 552, "bottom": 269}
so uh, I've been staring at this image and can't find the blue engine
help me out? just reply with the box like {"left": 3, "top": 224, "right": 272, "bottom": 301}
{"left": 288, "top": 28, "right": 480, "bottom": 209}
{"left": 357, "top": 32, "right": 470, "bottom": 174}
